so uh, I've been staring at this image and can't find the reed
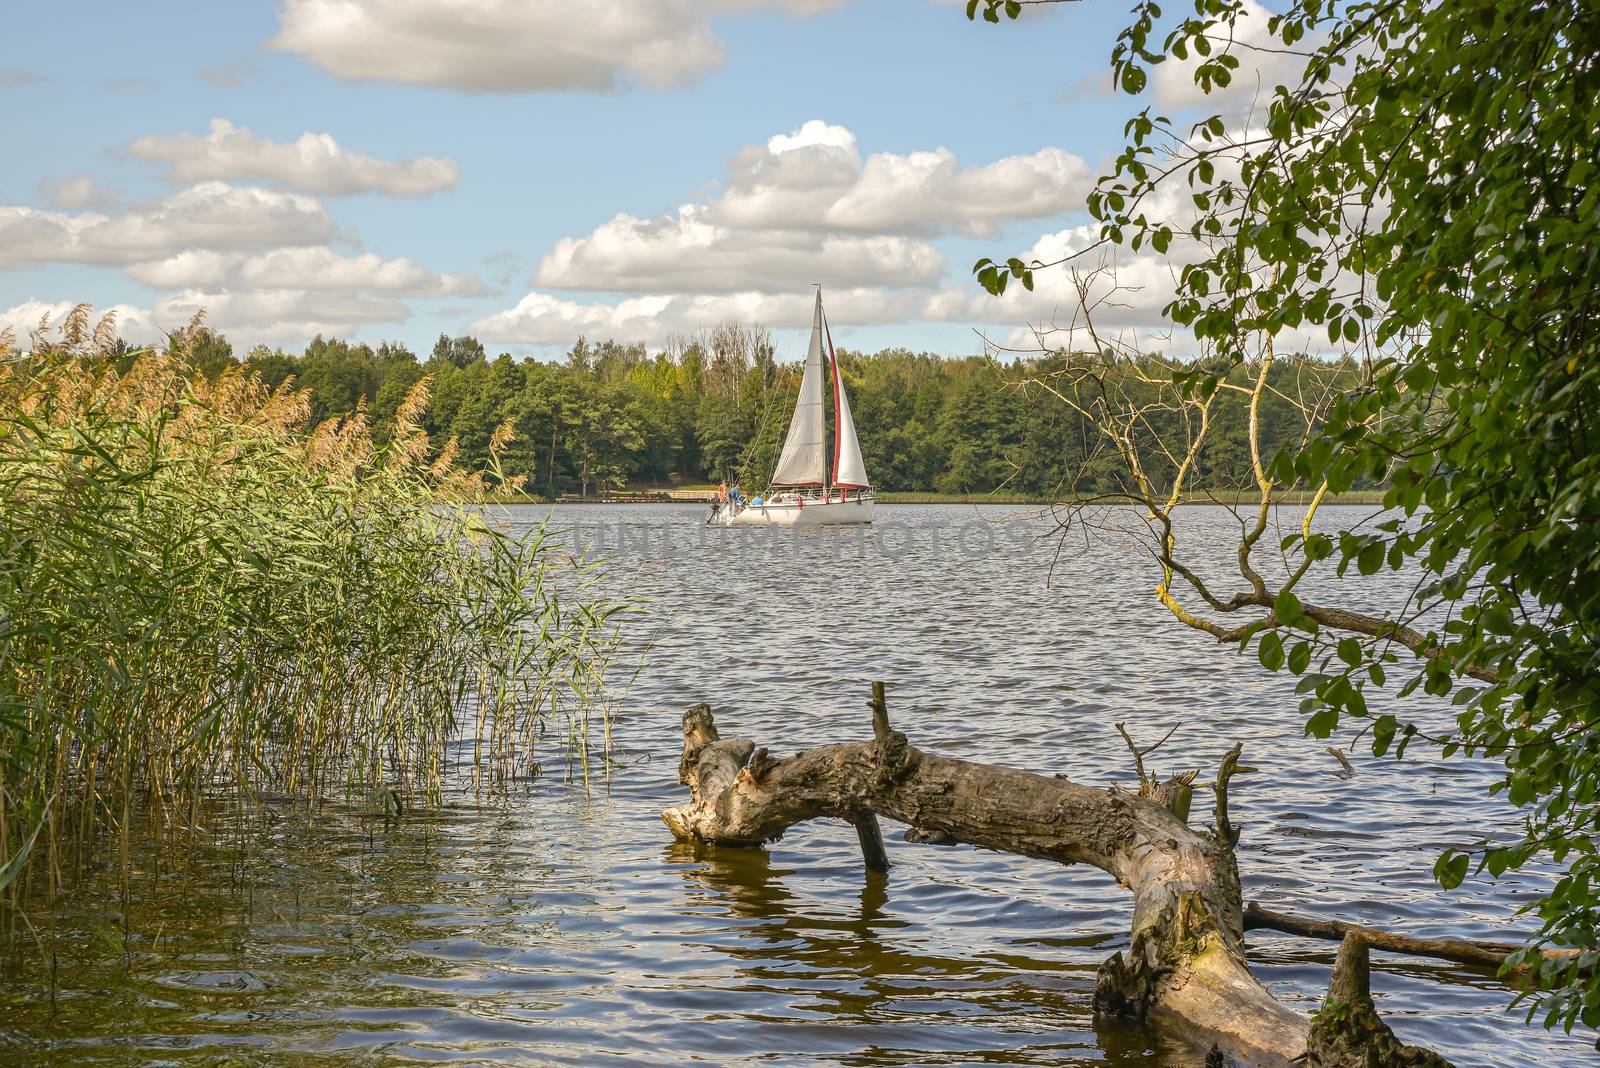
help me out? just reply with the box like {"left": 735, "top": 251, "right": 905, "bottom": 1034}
{"left": 0, "top": 308, "right": 626, "bottom": 906}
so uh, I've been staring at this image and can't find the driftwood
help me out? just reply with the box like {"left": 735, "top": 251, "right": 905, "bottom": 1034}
{"left": 1245, "top": 902, "right": 1585, "bottom": 979}
{"left": 663, "top": 692, "right": 1469, "bottom": 1067}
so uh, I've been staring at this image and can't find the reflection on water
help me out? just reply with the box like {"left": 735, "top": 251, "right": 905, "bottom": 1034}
{"left": 1, "top": 505, "right": 1591, "bottom": 1066}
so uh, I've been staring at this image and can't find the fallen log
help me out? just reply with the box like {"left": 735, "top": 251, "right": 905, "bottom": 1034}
{"left": 661, "top": 692, "right": 1457, "bottom": 1068}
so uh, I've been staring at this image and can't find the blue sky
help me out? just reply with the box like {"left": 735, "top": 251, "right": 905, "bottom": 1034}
{"left": 0, "top": 1, "right": 1222, "bottom": 360}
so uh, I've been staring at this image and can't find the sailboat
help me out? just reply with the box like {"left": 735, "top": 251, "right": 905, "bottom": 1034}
{"left": 710, "top": 288, "right": 874, "bottom": 527}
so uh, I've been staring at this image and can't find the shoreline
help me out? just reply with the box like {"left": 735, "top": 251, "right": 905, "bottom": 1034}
{"left": 461, "top": 489, "right": 1387, "bottom": 507}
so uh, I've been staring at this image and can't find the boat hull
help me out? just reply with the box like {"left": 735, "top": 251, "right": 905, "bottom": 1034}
{"left": 712, "top": 497, "right": 875, "bottom": 527}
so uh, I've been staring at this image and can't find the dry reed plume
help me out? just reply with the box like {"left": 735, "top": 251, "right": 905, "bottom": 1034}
{"left": 0, "top": 307, "right": 626, "bottom": 909}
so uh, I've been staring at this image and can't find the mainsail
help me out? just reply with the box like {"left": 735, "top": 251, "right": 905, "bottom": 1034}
{"left": 826, "top": 311, "right": 869, "bottom": 489}
{"left": 769, "top": 290, "right": 828, "bottom": 486}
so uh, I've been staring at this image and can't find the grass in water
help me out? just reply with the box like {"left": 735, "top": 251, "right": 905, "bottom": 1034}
{"left": 0, "top": 308, "right": 626, "bottom": 909}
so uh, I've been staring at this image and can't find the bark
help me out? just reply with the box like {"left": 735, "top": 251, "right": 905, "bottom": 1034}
{"left": 1246, "top": 902, "right": 1584, "bottom": 977}
{"left": 1305, "top": 934, "right": 1453, "bottom": 1068}
{"left": 663, "top": 702, "right": 1469, "bottom": 1067}
{"left": 664, "top": 702, "right": 1306, "bottom": 1066}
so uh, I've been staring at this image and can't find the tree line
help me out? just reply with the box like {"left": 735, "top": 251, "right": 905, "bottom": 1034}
{"left": 160, "top": 325, "right": 1367, "bottom": 498}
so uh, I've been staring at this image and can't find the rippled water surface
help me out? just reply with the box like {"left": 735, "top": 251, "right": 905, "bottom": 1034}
{"left": 3, "top": 504, "right": 1591, "bottom": 1067}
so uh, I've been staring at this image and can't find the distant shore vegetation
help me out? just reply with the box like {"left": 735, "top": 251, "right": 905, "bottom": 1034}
{"left": 97, "top": 321, "right": 1377, "bottom": 501}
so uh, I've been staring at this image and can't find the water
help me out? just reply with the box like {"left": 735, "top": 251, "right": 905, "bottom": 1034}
{"left": 2, "top": 504, "right": 1590, "bottom": 1066}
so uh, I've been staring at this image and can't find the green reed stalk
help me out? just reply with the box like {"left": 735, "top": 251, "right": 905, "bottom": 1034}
{"left": 0, "top": 310, "right": 625, "bottom": 903}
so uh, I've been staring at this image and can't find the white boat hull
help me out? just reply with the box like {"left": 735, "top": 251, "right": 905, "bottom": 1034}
{"left": 712, "top": 496, "right": 875, "bottom": 527}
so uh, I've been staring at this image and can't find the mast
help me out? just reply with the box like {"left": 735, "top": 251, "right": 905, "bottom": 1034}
{"left": 823, "top": 286, "right": 831, "bottom": 494}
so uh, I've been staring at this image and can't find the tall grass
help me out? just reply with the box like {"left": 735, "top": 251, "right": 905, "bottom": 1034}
{"left": 0, "top": 308, "right": 625, "bottom": 906}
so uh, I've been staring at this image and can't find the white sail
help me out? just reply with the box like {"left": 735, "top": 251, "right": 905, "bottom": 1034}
{"left": 827, "top": 315, "right": 869, "bottom": 489}
{"left": 769, "top": 290, "right": 828, "bottom": 486}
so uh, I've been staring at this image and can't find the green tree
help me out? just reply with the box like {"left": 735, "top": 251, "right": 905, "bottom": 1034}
{"left": 431, "top": 332, "right": 486, "bottom": 369}
{"left": 975, "top": 0, "right": 1600, "bottom": 1027}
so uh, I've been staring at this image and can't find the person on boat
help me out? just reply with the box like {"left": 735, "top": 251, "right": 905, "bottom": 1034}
{"left": 730, "top": 482, "right": 743, "bottom": 507}
{"left": 717, "top": 481, "right": 728, "bottom": 503}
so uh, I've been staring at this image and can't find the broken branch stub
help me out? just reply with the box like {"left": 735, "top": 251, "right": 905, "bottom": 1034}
{"left": 1305, "top": 934, "right": 1452, "bottom": 1068}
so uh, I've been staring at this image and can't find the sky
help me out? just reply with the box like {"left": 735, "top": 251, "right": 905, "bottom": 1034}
{"left": 0, "top": 0, "right": 1272, "bottom": 361}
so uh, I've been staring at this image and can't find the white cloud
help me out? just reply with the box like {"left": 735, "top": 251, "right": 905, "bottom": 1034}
{"left": 934, "top": 222, "right": 1340, "bottom": 357}
{"left": 270, "top": 0, "right": 727, "bottom": 93}
{"left": 1152, "top": 0, "right": 1307, "bottom": 117}
{"left": 0, "top": 299, "right": 158, "bottom": 346}
{"left": 710, "top": 119, "right": 1093, "bottom": 237}
{"left": 2, "top": 289, "right": 421, "bottom": 347}
{"left": 36, "top": 174, "right": 120, "bottom": 211}
{"left": 122, "top": 250, "right": 242, "bottom": 290}
{"left": 711, "top": 0, "right": 849, "bottom": 14}
{"left": 153, "top": 289, "right": 414, "bottom": 340}
{"left": 124, "top": 246, "right": 482, "bottom": 297}
{"left": 472, "top": 287, "right": 927, "bottom": 344}
{"left": 960, "top": 224, "right": 1182, "bottom": 331}
{"left": 535, "top": 204, "right": 946, "bottom": 293}
{"left": 529, "top": 119, "right": 1089, "bottom": 297}
{"left": 127, "top": 119, "right": 459, "bottom": 197}
{"left": 473, "top": 118, "right": 1110, "bottom": 344}
{"left": 2, "top": 181, "right": 477, "bottom": 347}
{"left": 0, "top": 183, "right": 336, "bottom": 269}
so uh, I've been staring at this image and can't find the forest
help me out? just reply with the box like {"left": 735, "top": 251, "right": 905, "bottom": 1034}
{"left": 146, "top": 324, "right": 1366, "bottom": 498}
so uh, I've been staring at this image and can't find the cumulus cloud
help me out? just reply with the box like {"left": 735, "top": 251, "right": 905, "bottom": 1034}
{"left": 528, "top": 120, "right": 1089, "bottom": 297}
{"left": 37, "top": 174, "right": 121, "bottom": 211}
{"left": 710, "top": 120, "right": 1093, "bottom": 238}
{"left": 0, "top": 183, "right": 337, "bottom": 269}
{"left": 955, "top": 224, "right": 1182, "bottom": 332}
{"left": 2, "top": 180, "right": 477, "bottom": 346}
{"left": 153, "top": 289, "right": 414, "bottom": 339}
{"left": 0, "top": 299, "right": 159, "bottom": 346}
{"left": 472, "top": 287, "right": 928, "bottom": 344}
{"left": 535, "top": 204, "right": 946, "bottom": 293}
{"left": 270, "top": 0, "right": 727, "bottom": 93}
{"left": 2, "top": 289, "right": 422, "bottom": 346}
{"left": 1152, "top": 0, "right": 1309, "bottom": 117}
{"left": 125, "top": 246, "right": 482, "bottom": 297}
{"left": 933, "top": 221, "right": 1340, "bottom": 357}
{"left": 711, "top": 0, "right": 849, "bottom": 14}
{"left": 127, "top": 119, "right": 459, "bottom": 197}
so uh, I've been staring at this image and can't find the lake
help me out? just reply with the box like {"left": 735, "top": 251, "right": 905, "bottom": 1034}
{"left": 1, "top": 504, "right": 1588, "bottom": 1066}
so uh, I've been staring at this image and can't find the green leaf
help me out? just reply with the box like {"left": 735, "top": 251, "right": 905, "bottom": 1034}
{"left": 1372, "top": 714, "right": 1397, "bottom": 756}
{"left": 1274, "top": 587, "right": 1304, "bottom": 627}
{"left": 1306, "top": 706, "right": 1339, "bottom": 738}
{"left": 1258, "top": 630, "right": 1285, "bottom": 671}
{"left": 1435, "top": 850, "right": 1470, "bottom": 891}
{"left": 1337, "top": 637, "right": 1362, "bottom": 668}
